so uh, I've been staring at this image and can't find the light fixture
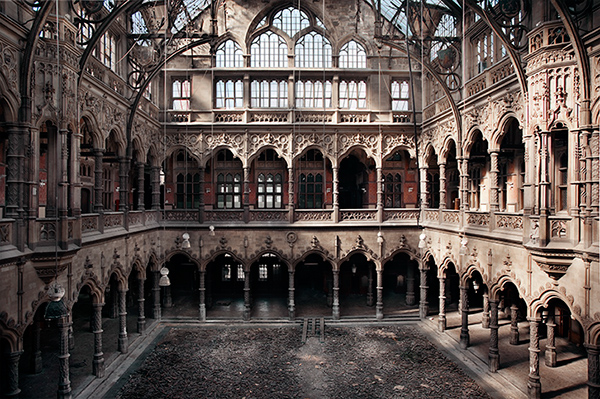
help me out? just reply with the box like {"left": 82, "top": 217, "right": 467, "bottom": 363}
{"left": 351, "top": 264, "right": 357, "bottom": 274}
{"left": 209, "top": 225, "right": 215, "bottom": 236}
{"left": 377, "top": 231, "right": 384, "bottom": 244}
{"left": 182, "top": 232, "right": 191, "bottom": 249}
{"left": 472, "top": 280, "right": 480, "bottom": 293}
{"left": 459, "top": 236, "right": 468, "bottom": 255}
{"left": 418, "top": 233, "right": 427, "bottom": 249}
{"left": 159, "top": 267, "right": 171, "bottom": 287}
{"left": 541, "top": 308, "right": 549, "bottom": 323}
{"left": 44, "top": 281, "right": 68, "bottom": 320}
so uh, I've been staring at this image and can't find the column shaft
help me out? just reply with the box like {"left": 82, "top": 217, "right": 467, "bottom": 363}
{"left": 419, "top": 268, "right": 428, "bottom": 319}
{"left": 545, "top": 321, "right": 556, "bottom": 367}
{"left": 199, "top": 270, "right": 206, "bottom": 321}
{"left": 288, "top": 270, "right": 295, "bottom": 320}
{"left": 243, "top": 270, "right": 251, "bottom": 320}
{"left": 332, "top": 270, "right": 340, "bottom": 320}
{"left": 438, "top": 277, "right": 446, "bottom": 332}
{"left": 482, "top": 292, "right": 490, "bottom": 328}
{"left": 489, "top": 300, "right": 499, "bottom": 372}
{"left": 152, "top": 270, "right": 161, "bottom": 319}
{"left": 510, "top": 304, "right": 519, "bottom": 345}
{"left": 137, "top": 278, "right": 146, "bottom": 335}
{"left": 4, "top": 350, "right": 22, "bottom": 397}
{"left": 527, "top": 318, "right": 542, "bottom": 399}
{"left": 459, "top": 285, "right": 469, "bottom": 349}
{"left": 587, "top": 344, "right": 600, "bottom": 399}
{"left": 376, "top": 269, "right": 383, "bottom": 320}
{"left": 57, "top": 318, "right": 72, "bottom": 399}
{"left": 92, "top": 303, "right": 105, "bottom": 377}
{"left": 118, "top": 290, "right": 128, "bottom": 354}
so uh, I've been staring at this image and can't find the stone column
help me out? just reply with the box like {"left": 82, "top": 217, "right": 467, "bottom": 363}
{"left": 136, "top": 162, "right": 145, "bottom": 210}
{"left": 376, "top": 269, "right": 383, "bottom": 320}
{"left": 419, "top": 267, "right": 428, "bottom": 319}
{"left": 367, "top": 266, "right": 374, "bottom": 306}
{"left": 482, "top": 291, "right": 490, "bottom": 329}
{"left": 459, "top": 285, "right": 469, "bottom": 349}
{"left": 243, "top": 167, "right": 250, "bottom": 222}
{"left": 332, "top": 269, "right": 340, "bottom": 320}
{"left": 376, "top": 167, "right": 383, "bottom": 222}
{"left": 4, "top": 123, "right": 24, "bottom": 218}
{"left": 152, "top": 270, "right": 161, "bottom": 319}
{"left": 489, "top": 299, "right": 499, "bottom": 373}
{"left": 137, "top": 278, "right": 146, "bottom": 335}
{"left": 545, "top": 318, "right": 556, "bottom": 367}
{"left": 419, "top": 166, "right": 429, "bottom": 209}
{"left": 288, "top": 269, "right": 295, "bottom": 320}
{"left": 151, "top": 166, "right": 161, "bottom": 210}
{"left": 332, "top": 167, "right": 339, "bottom": 222}
{"left": 4, "top": 350, "right": 22, "bottom": 397}
{"left": 94, "top": 148, "right": 104, "bottom": 213}
{"left": 243, "top": 269, "right": 251, "bottom": 321}
{"left": 586, "top": 343, "right": 600, "bottom": 399}
{"left": 510, "top": 304, "right": 519, "bottom": 345}
{"left": 199, "top": 270, "right": 206, "bottom": 321}
{"left": 527, "top": 317, "right": 542, "bottom": 399}
{"left": 198, "top": 167, "right": 205, "bottom": 223}
{"left": 287, "top": 167, "right": 294, "bottom": 222}
{"left": 438, "top": 276, "right": 446, "bottom": 332}
{"left": 118, "top": 157, "right": 128, "bottom": 212}
{"left": 439, "top": 163, "right": 447, "bottom": 209}
{"left": 118, "top": 289, "right": 128, "bottom": 354}
{"left": 92, "top": 303, "right": 105, "bottom": 378}
{"left": 406, "top": 265, "right": 415, "bottom": 306}
{"left": 30, "top": 321, "right": 43, "bottom": 373}
{"left": 57, "top": 317, "right": 72, "bottom": 399}
{"left": 489, "top": 150, "right": 499, "bottom": 211}
{"left": 459, "top": 158, "right": 469, "bottom": 211}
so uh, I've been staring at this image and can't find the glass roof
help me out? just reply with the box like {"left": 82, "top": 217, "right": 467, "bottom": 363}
{"left": 379, "top": 0, "right": 458, "bottom": 36}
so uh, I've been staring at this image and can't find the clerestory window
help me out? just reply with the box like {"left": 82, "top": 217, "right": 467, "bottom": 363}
{"left": 172, "top": 79, "right": 191, "bottom": 110}
{"left": 295, "top": 32, "right": 332, "bottom": 68}
{"left": 216, "top": 40, "right": 244, "bottom": 68}
{"left": 339, "top": 80, "right": 367, "bottom": 109}
{"left": 339, "top": 40, "right": 366, "bottom": 68}
{"left": 250, "top": 31, "right": 288, "bottom": 68}
{"left": 296, "top": 80, "right": 332, "bottom": 108}
{"left": 391, "top": 80, "right": 409, "bottom": 111}
{"left": 272, "top": 6, "right": 310, "bottom": 37}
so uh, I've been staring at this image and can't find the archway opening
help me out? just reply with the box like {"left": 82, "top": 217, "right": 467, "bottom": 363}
{"left": 382, "top": 252, "right": 420, "bottom": 317}
{"left": 206, "top": 254, "right": 245, "bottom": 319}
{"left": 161, "top": 253, "right": 198, "bottom": 318}
{"left": 250, "top": 253, "right": 289, "bottom": 319}
{"left": 70, "top": 285, "right": 95, "bottom": 390}
{"left": 294, "top": 254, "right": 332, "bottom": 318}
{"left": 339, "top": 253, "right": 375, "bottom": 317}
{"left": 339, "top": 151, "right": 375, "bottom": 209}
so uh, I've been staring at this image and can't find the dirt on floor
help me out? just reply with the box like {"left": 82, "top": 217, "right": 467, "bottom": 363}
{"left": 117, "top": 325, "right": 491, "bottom": 399}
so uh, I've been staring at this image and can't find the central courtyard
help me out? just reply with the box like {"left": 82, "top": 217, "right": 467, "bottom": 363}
{"left": 113, "top": 325, "right": 490, "bottom": 399}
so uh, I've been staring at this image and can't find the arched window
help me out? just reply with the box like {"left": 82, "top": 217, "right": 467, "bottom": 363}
{"left": 216, "top": 173, "right": 242, "bottom": 209}
{"left": 176, "top": 173, "right": 200, "bottom": 209}
{"left": 250, "top": 31, "right": 287, "bottom": 68}
{"left": 339, "top": 40, "right": 366, "bottom": 68}
{"left": 216, "top": 79, "right": 243, "bottom": 108}
{"left": 257, "top": 173, "right": 283, "bottom": 209}
{"left": 557, "top": 153, "right": 568, "bottom": 211}
{"left": 172, "top": 79, "right": 191, "bottom": 110}
{"left": 295, "top": 32, "right": 332, "bottom": 68}
{"left": 296, "top": 80, "right": 332, "bottom": 108}
{"left": 299, "top": 173, "right": 323, "bottom": 209}
{"left": 384, "top": 173, "right": 403, "bottom": 208}
{"left": 272, "top": 7, "right": 310, "bottom": 37}
{"left": 216, "top": 40, "right": 244, "bottom": 68}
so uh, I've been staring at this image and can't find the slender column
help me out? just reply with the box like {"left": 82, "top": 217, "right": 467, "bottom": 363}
{"left": 332, "top": 269, "right": 340, "bottom": 320}
{"left": 151, "top": 166, "right": 161, "bottom": 210}
{"left": 93, "top": 149, "right": 104, "bottom": 213}
{"left": 438, "top": 276, "right": 446, "bottom": 332}
{"left": 406, "top": 265, "right": 415, "bottom": 306}
{"left": 288, "top": 269, "right": 295, "bottom": 320}
{"left": 68, "top": 325, "right": 74, "bottom": 351}
{"left": 482, "top": 291, "right": 490, "bottom": 328}
{"left": 57, "top": 128, "right": 69, "bottom": 219}
{"left": 419, "top": 267, "right": 428, "bottom": 319}
{"left": 5, "top": 123, "right": 24, "bottom": 217}
{"left": 118, "top": 157, "right": 128, "bottom": 211}
{"left": 137, "top": 278, "right": 146, "bottom": 334}
{"left": 375, "top": 269, "right": 383, "bottom": 320}
{"left": 198, "top": 167, "right": 205, "bottom": 223}
{"left": 419, "top": 166, "right": 429, "bottom": 209}
{"left": 376, "top": 167, "right": 383, "bottom": 222}
{"left": 332, "top": 167, "right": 339, "bottom": 222}
{"left": 199, "top": 270, "right": 206, "bottom": 321}
{"left": 152, "top": 270, "right": 161, "bottom": 319}
{"left": 4, "top": 350, "right": 22, "bottom": 397}
{"left": 586, "top": 344, "right": 600, "bottom": 399}
{"left": 489, "top": 150, "right": 499, "bottom": 211}
{"left": 243, "top": 269, "right": 251, "bottom": 320}
{"left": 57, "top": 317, "right": 72, "bottom": 399}
{"left": 489, "top": 299, "right": 499, "bottom": 372}
{"left": 136, "top": 162, "right": 145, "bottom": 210}
{"left": 243, "top": 167, "right": 250, "bottom": 222}
{"left": 545, "top": 318, "right": 556, "bottom": 367}
{"left": 527, "top": 317, "right": 542, "bottom": 399}
{"left": 287, "top": 167, "right": 294, "bottom": 222}
{"left": 439, "top": 163, "right": 447, "bottom": 209}
{"left": 366, "top": 267, "right": 374, "bottom": 306}
{"left": 510, "top": 304, "right": 519, "bottom": 345}
{"left": 459, "top": 285, "right": 470, "bottom": 349}
{"left": 117, "top": 290, "right": 128, "bottom": 354}
{"left": 459, "top": 158, "right": 469, "bottom": 211}
{"left": 92, "top": 303, "right": 105, "bottom": 378}
{"left": 31, "top": 321, "right": 43, "bottom": 373}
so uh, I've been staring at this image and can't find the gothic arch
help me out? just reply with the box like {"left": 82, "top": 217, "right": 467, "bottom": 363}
{"left": 490, "top": 114, "right": 522, "bottom": 151}
{"left": 204, "top": 145, "right": 245, "bottom": 168}
{"left": 489, "top": 274, "right": 525, "bottom": 303}
{"left": 107, "top": 265, "right": 128, "bottom": 291}
{"left": 339, "top": 248, "right": 378, "bottom": 266}
{"left": 247, "top": 144, "right": 291, "bottom": 169}
{"left": 0, "top": 322, "right": 20, "bottom": 353}
{"left": 201, "top": 250, "right": 245, "bottom": 272}
{"left": 337, "top": 145, "right": 378, "bottom": 168}
{"left": 292, "top": 249, "right": 334, "bottom": 271}
{"left": 131, "top": 136, "right": 147, "bottom": 164}
{"left": 462, "top": 127, "right": 487, "bottom": 158}
{"left": 528, "top": 289, "right": 581, "bottom": 326}
{"left": 292, "top": 145, "right": 335, "bottom": 168}
{"left": 588, "top": 322, "right": 600, "bottom": 346}
{"left": 130, "top": 256, "right": 146, "bottom": 280}
{"left": 383, "top": 247, "right": 422, "bottom": 266}
{"left": 439, "top": 136, "right": 457, "bottom": 163}
{"left": 439, "top": 256, "right": 459, "bottom": 276}
{"left": 164, "top": 249, "right": 201, "bottom": 270}
{"left": 336, "top": 35, "right": 372, "bottom": 58}
{"left": 461, "top": 263, "right": 486, "bottom": 286}
{"left": 73, "top": 275, "right": 104, "bottom": 306}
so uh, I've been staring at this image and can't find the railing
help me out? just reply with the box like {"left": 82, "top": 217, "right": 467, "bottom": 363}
{"left": 128, "top": 211, "right": 144, "bottom": 227}
{"left": 38, "top": 219, "right": 57, "bottom": 242}
{"left": 103, "top": 212, "right": 124, "bottom": 229}
{"left": 465, "top": 58, "right": 513, "bottom": 98}
{"left": 163, "top": 210, "right": 199, "bottom": 222}
{"left": 339, "top": 111, "right": 370, "bottom": 123}
{"left": 340, "top": 209, "right": 377, "bottom": 221}
{"left": 441, "top": 210, "right": 460, "bottom": 225}
{"left": 81, "top": 214, "right": 99, "bottom": 233}
{"left": 466, "top": 211, "right": 490, "bottom": 227}
{"left": 294, "top": 210, "right": 333, "bottom": 222}
{"left": 383, "top": 209, "right": 420, "bottom": 222}
{"left": 549, "top": 216, "right": 569, "bottom": 239}
{"left": 423, "top": 209, "right": 440, "bottom": 222}
{"left": 0, "top": 220, "right": 12, "bottom": 246}
{"left": 495, "top": 213, "right": 523, "bottom": 230}
{"left": 249, "top": 210, "right": 288, "bottom": 222}
{"left": 204, "top": 210, "right": 244, "bottom": 222}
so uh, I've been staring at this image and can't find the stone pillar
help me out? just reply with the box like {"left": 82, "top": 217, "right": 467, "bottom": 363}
{"left": 367, "top": 266, "right": 374, "bottom": 306}
{"left": 376, "top": 269, "right": 383, "bottom": 320}
{"left": 137, "top": 278, "right": 146, "bottom": 335}
{"left": 198, "top": 167, "right": 205, "bottom": 223}
{"left": 151, "top": 166, "right": 161, "bottom": 210}
{"left": 92, "top": 303, "right": 105, "bottom": 378}
{"left": 332, "top": 167, "right": 339, "bottom": 222}
{"left": 199, "top": 270, "right": 206, "bottom": 321}
{"left": 332, "top": 269, "right": 340, "bottom": 320}
{"left": 163, "top": 286, "right": 172, "bottom": 308}
{"left": 419, "top": 267, "right": 428, "bottom": 319}
{"left": 4, "top": 350, "right": 22, "bottom": 397}
{"left": 243, "top": 269, "right": 251, "bottom": 321}
{"left": 459, "top": 158, "right": 469, "bottom": 211}
{"left": 136, "top": 162, "right": 145, "bottom": 210}
{"left": 419, "top": 166, "right": 429, "bottom": 209}
{"left": 243, "top": 167, "right": 250, "bottom": 222}
{"left": 288, "top": 269, "right": 295, "bottom": 320}
{"left": 287, "top": 167, "right": 294, "bottom": 222}
{"left": 118, "top": 157, "right": 128, "bottom": 212}
{"left": 510, "top": 304, "right": 519, "bottom": 345}
{"left": 527, "top": 317, "right": 542, "bottom": 399}
{"left": 438, "top": 276, "right": 446, "bottom": 332}
{"left": 4, "top": 123, "right": 24, "bottom": 218}
{"left": 586, "top": 344, "right": 600, "bottom": 399}
{"left": 57, "top": 317, "right": 72, "bottom": 399}
{"left": 439, "top": 163, "right": 447, "bottom": 209}
{"left": 30, "top": 321, "right": 43, "bottom": 373}
{"left": 482, "top": 291, "right": 490, "bottom": 329}
{"left": 376, "top": 167, "right": 383, "bottom": 222}
{"left": 489, "top": 150, "right": 499, "bottom": 211}
{"left": 406, "top": 265, "right": 415, "bottom": 306}
{"left": 94, "top": 148, "right": 104, "bottom": 213}
{"left": 459, "top": 285, "right": 469, "bottom": 349}
{"left": 545, "top": 318, "right": 556, "bottom": 367}
{"left": 489, "top": 299, "right": 499, "bottom": 373}
{"left": 118, "top": 289, "right": 128, "bottom": 354}
{"left": 152, "top": 270, "right": 161, "bottom": 319}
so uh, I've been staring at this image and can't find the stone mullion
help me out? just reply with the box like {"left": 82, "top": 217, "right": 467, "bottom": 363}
{"left": 460, "top": 158, "right": 469, "bottom": 211}
{"left": 488, "top": 299, "right": 499, "bottom": 373}
{"left": 94, "top": 149, "right": 104, "bottom": 213}
{"left": 527, "top": 317, "right": 542, "bottom": 398}
{"left": 58, "top": 128, "right": 69, "bottom": 218}
{"left": 288, "top": 167, "right": 294, "bottom": 222}
{"left": 586, "top": 344, "right": 600, "bottom": 399}
{"left": 545, "top": 319, "right": 556, "bottom": 367}
{"left": 92, "top": 303, "right": 105, "bottom": 378}
{"left": 137, "top": 278, "right": 145, "bottom": 335}
{"left": 376, "top": 269, "right": 383, "bottom": 320}
{"left": 489, "top": 151, "right": 499, "bottom": 212}
{"left": 332, "top": 269, "right": 340, "bottom": 320}
{"left": 509, "top": 304, "right": 519, "bottom": 345}
{"left": 199, "top": 270, "right": 206, "bottom": 321}
{"left": 482, "top": 291, "right": 490, "bottom": 328}
{"left": 198, "top": 167, "right": 205, "bottom": 223}
{"left": 439, "top": 163, "right": 447, "bottom": 209}
{"left": 288, "top": 269, "right": 295, "bottom": 320}
{"left": 243, "top": 167, "right": 250, "bottom": 223}
{"left": 136, "top": 162, "right": 145, "bottom": 210}
{"left": 152, "top": 270, "right": 161, "bottom": 319}
{"left": 117, "top": 289, "right": 128, "bottom": 354}
{"left": 459, "top": 285, "right": 469, "bottom": 349}
{"left": 419, "top": 267, "right": 428, "bottom": 319}
{"left": 57, "top": 317, "right": 72, "bottom": 399}
{"left": 5, "top": 123, "right": 24, "bottom": 217}
{"left": 438, "top": 276, "right": 446, "bottom": 331}
{"left": 419, "top": 166, "right": 428, "bottom": 209}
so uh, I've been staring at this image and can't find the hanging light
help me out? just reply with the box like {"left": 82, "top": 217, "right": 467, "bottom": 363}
{"left": 418, "top": 233, "right": 427, "bottom": 249}
{"left": 541, "top": 308, "right": 549, "bottom": 323}
{"left": 351, "top": 264, "right": 357, "bottom": 274}
{"left": 472, "top": 280, "right": 480, "bottom": 293}
{"left": 459, "top": 236, "right": 468, "bottom": 255}
{"left": 182, "top": 232, "right": 191, "bottom": 249}
{"left": 44, "top": 281, "right": 68, "bottom": 320}
{"left": 209, "top": 225, "right": 215, "bottom": 236}
{"left": 159, "top": 267, "right": 171, "bottom": 286}
{"left": 377, "top": 231, "right": 384, "bottom": 244}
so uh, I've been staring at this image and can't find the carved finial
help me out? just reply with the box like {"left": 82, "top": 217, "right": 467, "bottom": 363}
{"left": 356, "top": 235, "right": 364, "bottom": 247}
{"left": 265, "top": 235, "right": 273, "bottom": 248}
{"left": 219, "top": 236, "right": 228, "bottom": 248}
{"left": 311, "top": 236, "right": 319, "bottom": 248}
{"left": 399, "top": 235, "right": 407, "bottom": 247}
{"left": 84, "top": 256, "right": 93, "bottom": 269}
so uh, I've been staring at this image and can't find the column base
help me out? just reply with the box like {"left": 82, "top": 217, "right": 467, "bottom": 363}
{"left": 482, "top": 315, "right": 490, "bottom": 329}
{"left": 406, "top": 294, "right": 415, "bottom": 306}
{"left": 243, "top": 307, "right": 251, "bottom": 321}
{"left": 93, "top": 355, "right": 105, "bottom": 378}
{"left": 137, "top": 319, "right": 146, "bottom": 335}
{"left": 419, "top": 304, "right": 428, "bottom": 319}
{"left": 367, "top": 293, "right": 374, "bottom": 307}
{"left": 545, "top": 348, "right": 556, "bottom": 367}
{"left": 376, "top": 306, "right": 383, "bottom": 320}
{"left": 438, "top": 316, "right": 446, "bottom": 332}
{"left": 153, "top": 308, "right": 161, "bottom": 320}
{"left": 288, "top": 308, "right": 295, "bottom": 321}
{"left": 57, "top": 385, "right": 72, "bottom": 399}
{"left": 510, "top": 329, "right": 519, "bottom": 345}
{"left": 4, "top": 388, "right": 21, "bottom": 397}
{"left": 199, "top": 304, "right": 206, "bottom": 322}
{"left": 527, "top": 376, "right": 541, "bottom": 399}
{"left": 332, "top": 306, "right": 340, "bottom": 321}
{"left": 32, "top": 351, "right": 43, "bottom": 374}
{"left": 488, "top": 352, "right": 499, "bottom": 373}
{"left": 118, "top": 336, "right": 128, "bottom": 354}
{"left": 460, "top": 331, "right": 469, "bottom": 349}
